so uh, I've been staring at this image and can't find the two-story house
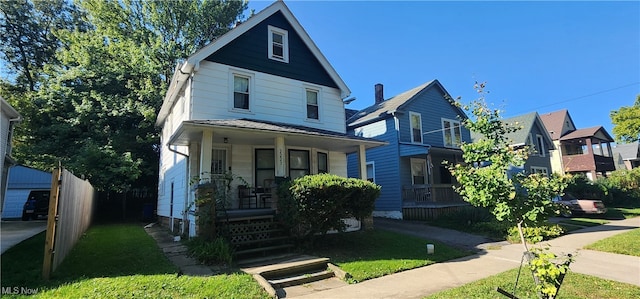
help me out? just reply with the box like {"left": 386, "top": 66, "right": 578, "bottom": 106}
{"left": 155, "top": 1, "right": 384, "bottom": 237}
{"left": 346, "top": 81, "right": 471, "bottom": 220}
{"left": 540, "top": 109, "right": 615, "bottom": 180}
{"left": 472, "top": 112, "right": 555, "bottom": 176}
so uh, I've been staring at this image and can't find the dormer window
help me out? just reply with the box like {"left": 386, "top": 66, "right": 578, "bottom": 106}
{"left": 268, "top": 26, "right": 289, "bottom": 63}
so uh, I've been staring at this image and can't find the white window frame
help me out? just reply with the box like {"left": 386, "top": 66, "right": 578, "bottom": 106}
{"left": 268, "top": 25, "right": 289, "bottom": 63}
{"left": 536, "top": 134, "right": 545, "bottom": 157}
{"left": 410, "top": 158, "right": 427, "bottom": 185}
{"left": 531, "top": 166, "right": 549, "bottom": 177}
{"left": 229, "top": 71, "right": 254, "bottom": 113}
{"left": 442, "top": 118, "right": 462, "bottom": 148}
{"left": 409, "top": 111, "right": 423, "bottom": 144}
{"left": 304, "top": 87, "right": 321, "bottom": 121}
{"left": 366, "top": 162, "right": 375, "bottom": 183}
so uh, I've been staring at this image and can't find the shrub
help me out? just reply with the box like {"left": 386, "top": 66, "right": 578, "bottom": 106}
{"left": 277, "top": 173, "right": 380, "bottom": 244}
{"left": 185, "top": 237, "right": 233, "bottom": 266}
{"left": 507, "top": 224, "right": 564, "bottom": 244}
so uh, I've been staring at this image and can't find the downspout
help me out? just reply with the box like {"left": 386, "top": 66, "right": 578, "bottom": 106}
{"left": 166, "top": 144, "right": 189, "bottom": 235}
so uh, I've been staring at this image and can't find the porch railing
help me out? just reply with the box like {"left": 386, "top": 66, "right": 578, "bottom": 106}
{"left": 402, "top": 184, "right": 463, "bottom": 203}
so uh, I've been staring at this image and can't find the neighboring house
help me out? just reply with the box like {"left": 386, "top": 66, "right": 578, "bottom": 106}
{"left": 346, "top": 81, "right": 471, "bottom": 220}
{"left": 2, "top": 165, "right": 52, "bottom": 219}
{"left": 612, "top": 141, "right": 640, "bottom": 170}
{"left": 472, "top": 112, "right": 554, "bottom": 176}
{"left": 540, "top": 109, "right": 615, "bottom": 180}
{"left": 156, "top": 1, "right": 385, "bottom": 236}
{"left": 1, "top": 96, "right": 21, "bottom": 214}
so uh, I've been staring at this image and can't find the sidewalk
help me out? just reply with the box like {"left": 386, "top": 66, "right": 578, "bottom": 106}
{"left": 292, "top": 217, "right": 640, "bottom": 299}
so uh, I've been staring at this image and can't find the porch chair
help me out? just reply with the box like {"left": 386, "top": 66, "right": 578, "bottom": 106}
{"left": 238, "top": 185, "right": 257, "bottom": 209}
{"left": 259, "top": 179, "right": 275, "bottom": 208}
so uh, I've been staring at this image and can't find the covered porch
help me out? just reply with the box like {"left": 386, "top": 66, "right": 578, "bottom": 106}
{"left": 168, "top": 119, "right": 386, "bottom": 212}
{"left": 401, "top": 145, "right": 465, "bottom": 209}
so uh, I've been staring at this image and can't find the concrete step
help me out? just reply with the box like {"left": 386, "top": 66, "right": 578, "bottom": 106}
{"left": 269, "top": 269, "right": 335, "bottom": 288}
{"left": 259, "top": 257, "right": 330, "bottom": 279}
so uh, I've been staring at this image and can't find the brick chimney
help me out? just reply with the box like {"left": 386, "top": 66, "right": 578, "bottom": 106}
{"left": 375, "top": 83, "right": 384, "bottom": 104}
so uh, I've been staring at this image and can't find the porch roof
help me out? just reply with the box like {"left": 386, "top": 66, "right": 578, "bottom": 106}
{"left": 168, "top": 119, "right": 387, "bottom": 153}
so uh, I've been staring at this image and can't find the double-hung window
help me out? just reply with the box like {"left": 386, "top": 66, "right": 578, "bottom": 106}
{"left": 410, "top": 112, "right": 422, "bottom": 144}
{"left": 442, "top": 118, "right": 462, "bottom": 148}
{"left": 233, "top": 75, "right": 250, "bottom": 110}
{"left": 268, "top": 26, "right": 289, "bottom": 63}
{"left": 306, "top": 89, "right": 319, "bottom": 120}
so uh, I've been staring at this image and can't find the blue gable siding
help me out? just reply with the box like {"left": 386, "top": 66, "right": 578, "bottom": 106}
{"left": 347, "top": 118, "right": 402, "bottom": 212}
{"left": 397, "top": 86, "right": 471, "bottom": 147}
{"left": 205, "top": 12, "right": 338, "bottom": 89}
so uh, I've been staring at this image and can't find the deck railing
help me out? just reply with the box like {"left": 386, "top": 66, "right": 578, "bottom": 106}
{"left": 402, "top": 184, "right": 463, "bottom": 204}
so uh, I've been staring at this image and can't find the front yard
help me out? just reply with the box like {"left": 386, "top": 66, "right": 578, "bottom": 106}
{"left": 0, "top": 224, "right": 268, "bottom": 299}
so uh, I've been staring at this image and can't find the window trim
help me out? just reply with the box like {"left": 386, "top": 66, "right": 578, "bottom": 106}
{"left": 409, "top": 111, "right": 423, "bottom": 144}
{"left": 410, "top": 158, "right": 427, "bottom": 185}
{"left": 316, "top": 151, "right": 328, "bottom": 174}
{"left": 536, "top": 134, "right": 545, "bottom": 157}
{"left": 268, "top": 25, "right": 289, "bottom": 63}
{"left": 305, "top": 87, "right": 321, "bottom": 121}
{"left": 530, "top": 166, "right": 549, "bottom": 177}
{"left": 288, "top": 149, "right": 310, "bottom": 179}
{"left": 229, "top": 71, "right": 255, "bottom": 113}
{"left": 442, "top": 118, "right": 462, "bottom": 148}
{"left": 366, "top": 161, "right": 375, "bottom": 183}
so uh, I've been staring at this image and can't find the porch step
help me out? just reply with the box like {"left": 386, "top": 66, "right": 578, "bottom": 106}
{"left": 269, "top": 269, "right": 335, "bottom": 288}
{"left": 233, "top": 235, "right": 290, "bottom": 246}
{"left": 234, "top": 243, "right": 294, "bottom": 257}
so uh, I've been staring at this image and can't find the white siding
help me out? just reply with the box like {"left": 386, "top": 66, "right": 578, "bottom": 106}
{"left": 329, "top": 151, "right": 347, "bottom": 177}
{"left": 191, "top": 62, "right": 346, "bottom": 133}
{"left": 354, "top": 120, "right": 388, "bottom": 138}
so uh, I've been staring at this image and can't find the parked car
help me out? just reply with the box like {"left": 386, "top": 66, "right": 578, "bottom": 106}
{"left": 553, "top": 193, "right": 607, "bottom": 217}
{"left": 21, "top": 190, "right": 50, "bottom": 221}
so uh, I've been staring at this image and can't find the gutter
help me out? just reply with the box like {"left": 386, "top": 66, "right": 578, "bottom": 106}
{"left": 155, "top": 61, "right": 196, "bottom": 127}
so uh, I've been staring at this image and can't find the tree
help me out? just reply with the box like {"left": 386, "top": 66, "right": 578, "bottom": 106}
{"left": 610, "top": 95, "right": 640, "bottom": 143}
{"left": 0, "top": 0, "right": 87, "bottom": 91}
{"left": 447, "top": 82, "right": 570, "bottom": 298}
{"left": 2, "top": 0, "right": 248, "bottom": 192}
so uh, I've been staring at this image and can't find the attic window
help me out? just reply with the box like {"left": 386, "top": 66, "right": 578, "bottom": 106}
{"left": 268, "top": 25, "right": 289, "bottom": 63}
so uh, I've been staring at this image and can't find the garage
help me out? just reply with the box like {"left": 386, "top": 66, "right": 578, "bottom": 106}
{"left": 2, "top": 165, "right": 51, "bottom": 219}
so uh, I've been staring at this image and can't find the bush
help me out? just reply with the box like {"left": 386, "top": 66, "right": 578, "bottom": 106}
{"left": 276, "top": 174, "right": 380, "bottom": 244}
{"left": 185, "top": 237, "right": 233, "bottom": 266}
{"left": 507, "top": 224, "right": 564, "bottom": 244}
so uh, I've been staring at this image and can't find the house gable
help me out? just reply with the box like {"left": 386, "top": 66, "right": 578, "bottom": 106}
{"left": 205, "top": 11, "right": 338, "bottom": 89}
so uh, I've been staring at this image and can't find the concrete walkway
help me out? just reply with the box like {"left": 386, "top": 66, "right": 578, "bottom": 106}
{"left": 292, "top": 217, "right": 640, "bottom": 299}
{"left": 1, "top": 220, "right": 47, "bottom": 254}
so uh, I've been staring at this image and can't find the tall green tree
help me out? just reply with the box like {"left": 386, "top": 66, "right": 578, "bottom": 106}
{"left": 2, "top": 0, "right": 248, "bottom": 192}
{"left": 610, "top": 95, "right": 640, "bottom": 143}
{"left": 0, "top": 0, "right": 87, "bottom": 91}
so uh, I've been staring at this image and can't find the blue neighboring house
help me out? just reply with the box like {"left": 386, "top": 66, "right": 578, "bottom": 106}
{"left": 347, "top": 80, "right": 471, "bottom": 220}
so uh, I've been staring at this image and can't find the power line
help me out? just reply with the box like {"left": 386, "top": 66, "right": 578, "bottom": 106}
{"left": 503, "top": 81, "right": 640, "bottom": 118}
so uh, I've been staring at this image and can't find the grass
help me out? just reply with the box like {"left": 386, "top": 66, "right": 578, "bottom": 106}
{"left": 308, "top": 229, "right": 471, "bottom": 283}
{"left": 426, "top": 267, "right": 640, "bottom": 299}
{"left": 584, "top": 228, "right": 640, "bottom": 257}
{"left": 607, "top": 206, "right": 640, "bottom": 219}
{"left": 1, "top": 224, "right": 269, "bottom": 299}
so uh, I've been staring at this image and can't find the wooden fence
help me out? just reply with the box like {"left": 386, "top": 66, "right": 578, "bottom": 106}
{"left": 42, "top": 167, "right": 95, "bottom": 279}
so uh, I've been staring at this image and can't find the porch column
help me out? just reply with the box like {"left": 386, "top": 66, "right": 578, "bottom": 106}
{"left": 358, "top": 144, "right": 367, "bottom": 180}
{"left": 200, "top": 131, "right": 213, "bottom": 181}
{"left": 275, "top": 136, "right": 286, "bottom": 177}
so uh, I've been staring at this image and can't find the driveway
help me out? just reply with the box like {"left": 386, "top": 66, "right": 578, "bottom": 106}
{"left": 1, "top": 220, "right": 47, "bottom": 254}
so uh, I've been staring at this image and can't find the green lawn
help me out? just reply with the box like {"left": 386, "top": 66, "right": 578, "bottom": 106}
{"left": 1, "top": 224, "right": 269, "bottom": 299}
{"left": 426, "top": 268, "right": 640, "bottom": 299}
{"left": 309, "top": 229, "right": 471, "bottom": 283}
{"left": 584, "top": 228, "right": 640, "bottom": 257}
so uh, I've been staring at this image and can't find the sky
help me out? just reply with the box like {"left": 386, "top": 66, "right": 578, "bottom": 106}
{"left": 249, "top": 0, "right": 640, "bottom": 140}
